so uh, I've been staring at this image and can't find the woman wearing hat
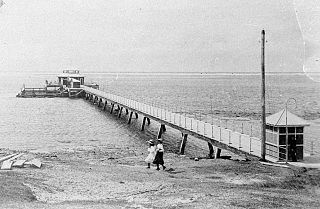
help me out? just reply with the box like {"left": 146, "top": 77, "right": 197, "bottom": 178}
{"left": 145, "top": 140, "right": 156, "bottom": 168}
{"left": 153, "top": 138, "right": 166, "bottom": 170}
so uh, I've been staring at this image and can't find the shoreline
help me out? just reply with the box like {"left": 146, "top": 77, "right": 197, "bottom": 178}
{"left": 1, "top": 145, "right": 320, "bottom": 208}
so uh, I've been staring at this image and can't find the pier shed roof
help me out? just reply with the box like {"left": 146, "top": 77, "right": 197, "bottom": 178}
{"left": 266, "top": 109, "right": 310, "bottom": 127}
{"left": 57, "top": 70, "right": 84, "bottom": 78}
{"left": 58, "top": 73, "right": 84, "bottom": 78}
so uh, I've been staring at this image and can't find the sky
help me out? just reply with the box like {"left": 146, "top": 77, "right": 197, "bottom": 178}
{"left": 0, "top": 0, "right": 317, "bottom": 73}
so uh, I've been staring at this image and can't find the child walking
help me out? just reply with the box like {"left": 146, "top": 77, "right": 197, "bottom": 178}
{"left": 145, "top": 140, "right": 156, "bottom": 168}
{"left": 153, "top": 138, "right": 166, "bottom": 170}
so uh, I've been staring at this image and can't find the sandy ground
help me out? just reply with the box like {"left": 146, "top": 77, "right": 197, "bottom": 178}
{"left": 1, "top": 108, "right": 320, "bottom": 208}
{"left": 1, "top": 146, "right": 320, "bottom": 209}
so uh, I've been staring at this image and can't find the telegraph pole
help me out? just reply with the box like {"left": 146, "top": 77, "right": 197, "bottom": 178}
{"left": 261, "top": 30, "right": 266, "bottom": 161}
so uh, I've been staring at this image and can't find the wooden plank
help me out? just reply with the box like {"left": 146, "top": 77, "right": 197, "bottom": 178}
{"left": 1, "top": 160, "right": 13, "bottom": 170}
{"left": 27, "top": 159, "right": 42, "bottom": 168}
{"left": 7, "top": 153, "right": 24, "bottom": 161}
{"left": 0, "top": 154, "right": 18, "bottom": 163}
{"left": 260, "top": 161, "right": 289, "bottom": 168}
{"left": 12, "top": 160, "right": 26, "bottom": 168}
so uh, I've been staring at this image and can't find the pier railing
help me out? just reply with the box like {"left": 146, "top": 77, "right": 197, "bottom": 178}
{"left": 83, "top": 86, "right": 264, "bottom": 159}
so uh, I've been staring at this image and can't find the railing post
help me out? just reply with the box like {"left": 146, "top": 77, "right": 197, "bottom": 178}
{"left": 250, "top": 124, "right": 253, "bottom": 152}
{"left": 241, "top": 122, "right": 244, "bottom": 134}
{"left": 196, "top": 113, "right": 199, "bottom": 133}
{"left": 211, "top": 125, "right": 213, "bottom": 138}
{"left": 165, "top": 106, "right": 167, "bottom": 120}
{"left": 179, "top": 108, "right": 182, "bottom": 126}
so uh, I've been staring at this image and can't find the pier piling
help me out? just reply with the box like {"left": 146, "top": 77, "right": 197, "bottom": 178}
{"left": 110, "top": 103, "right": 114, "bottom": 114}
{"left": 118, "top": 107, "right": 123, "bottom": 118}
{"left": 215, "top": 148, "right": 221, "bottom": 159}
{"left": 179, "top": 133, "right": 188, "bottom": 155}
{"left": 162, "top": 124, "right": 166, "bottom": 132}
{"left": 157, "top": 124, "right": 166, "bottom": 139}
{"left": 208, "top": 142, "right": 214, "bottom": 158}
{"left": 147, "top": 118, "right": 150, "bottom": 125}
{"left": 141, "top": 117, "right": 147, "bottom": 131}
{"left": 128, "top": 111, "right": 133, "bottom": 124}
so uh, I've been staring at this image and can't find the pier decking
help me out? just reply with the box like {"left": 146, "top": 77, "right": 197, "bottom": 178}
{"left": 83, "top": 86, "right": 267, "bottom": 160}
{"left": 16, "top": 87, "right": 65, "bottom": 98}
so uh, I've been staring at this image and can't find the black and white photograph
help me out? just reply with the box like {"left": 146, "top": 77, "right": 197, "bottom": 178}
{"left": 0, "top": 0, "right": 320, "bottom": 208}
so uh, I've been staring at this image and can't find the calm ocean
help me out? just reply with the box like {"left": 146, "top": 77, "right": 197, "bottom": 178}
{"left": 0, "top": 72, "right": 319, "bottom": 156}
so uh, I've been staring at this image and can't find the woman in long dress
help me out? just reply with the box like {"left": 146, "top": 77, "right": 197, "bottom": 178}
{"left": 145, "top": 140, "right": 156, "bottom": 168}
{"left": 153, "top": 138, "right": 166, "bottom": 170}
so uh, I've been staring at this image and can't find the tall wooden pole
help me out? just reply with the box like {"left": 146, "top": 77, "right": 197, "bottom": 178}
{"left": 261, "top": 30, "right": 266, "bottom": 161}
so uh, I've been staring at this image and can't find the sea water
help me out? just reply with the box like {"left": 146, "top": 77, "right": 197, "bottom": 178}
{"left": 0, "top": 72, "right": 319, "bottom": 156}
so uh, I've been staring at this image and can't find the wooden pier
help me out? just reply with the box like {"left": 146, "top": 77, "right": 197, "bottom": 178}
{"left": 83, "top": 86, "right": 267, "bottom": 160}
{"left": 16, "top": 87, "right": 65, "bottom": 98}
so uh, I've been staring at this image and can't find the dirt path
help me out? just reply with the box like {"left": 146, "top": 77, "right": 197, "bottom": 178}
{"left": 1, "top": 147, "right": 320, "bottom": 209}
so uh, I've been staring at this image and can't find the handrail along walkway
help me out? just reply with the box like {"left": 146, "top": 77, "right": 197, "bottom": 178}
{"left": 82, "top": 86, "right": 263, "bottom": 160}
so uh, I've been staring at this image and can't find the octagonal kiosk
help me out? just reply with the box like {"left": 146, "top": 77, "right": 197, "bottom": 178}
{"left": 265, "top": 109, "right": 310, "bottom": 162}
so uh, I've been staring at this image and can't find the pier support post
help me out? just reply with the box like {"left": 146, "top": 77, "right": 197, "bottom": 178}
{"left": 147, "top": 118, "right": 150, "bottom": 125}
{"left": 157, "top": 124, "right": 166, "bottom": 139}
{"left": 135, "top": 112, "right": 138, "bottom": 119}
{"left": 207, "top": 142, "right": 214, "bottom": 159}
{"left": 125, "top": 109, "right": 129, "bottom": 115}
{"left": 179, "top": 133, "right": 188, "bottom": 155}
{"left": 128, "top": 111, "right": 133, "bottom": 124}
{"left": 103, "top": 101, "right": 107, "bottom": 110}
{"left": 110, "top": 103, "right": 114, "bottom": 114}
{"left": 98, "top": 98, "right": 102, "bottom": 107}
{"left": 162, "top": 124, "right": 166, "bottom": 132}
{"left": 215, "top": 147, "right": 221, "bottom": 159}
{"left": 118, "top": 107, "right": 123, "bottom": 118}
{"left": 141, "top": 117, "right": 147, "bottom": 131}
